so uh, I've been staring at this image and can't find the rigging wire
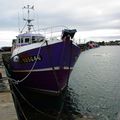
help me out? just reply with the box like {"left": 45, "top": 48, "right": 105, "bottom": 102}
{"left": 18, "top": 12, "right": 21, "bottom": 33}
{"left": 20, "top": 21, "right": 28, "bottom": 33}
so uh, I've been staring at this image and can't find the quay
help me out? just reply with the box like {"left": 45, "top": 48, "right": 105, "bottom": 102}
{"left": 0, "top": 65, "right": 17, "bottom": 120}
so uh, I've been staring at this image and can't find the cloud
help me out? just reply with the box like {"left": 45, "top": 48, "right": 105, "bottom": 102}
{"left": 0, "top": 31, "right": 17, "bottom": 47}
{"left": 0, "top": 0, "right": 120, "bottom": 29}
{"left": 0, "top": 0, "right": 120, "bottom": 46}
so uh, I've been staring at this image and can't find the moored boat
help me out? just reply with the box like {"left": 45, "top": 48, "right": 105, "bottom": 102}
{"left": 2, "top": 5, "right": 81, "bottom": 120}
{"left": 5, "top": 5, "right": 81, "bottom": 95}
{"left": 10, "top": 32, "right": 80, "bottom": 95}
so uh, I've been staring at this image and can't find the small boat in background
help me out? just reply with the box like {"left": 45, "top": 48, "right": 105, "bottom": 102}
{"left": 86, "top": 41, "right": 99, "bottom": 49}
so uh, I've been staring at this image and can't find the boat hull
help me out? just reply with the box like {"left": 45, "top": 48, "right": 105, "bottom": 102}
{"left": 8, "top": 79, "right": 67, "bottom": 120}
{"left": 12, "top": 68, "right": 71, "bottom": 94}
{"left": 10, "top": 40, "right": 80, "bottom": 95}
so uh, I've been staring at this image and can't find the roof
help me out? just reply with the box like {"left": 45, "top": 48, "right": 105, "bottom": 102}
{"left": 17, "top": 33, "right": 44, "bottom": 37}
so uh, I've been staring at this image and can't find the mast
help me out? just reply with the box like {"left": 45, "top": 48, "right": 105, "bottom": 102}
{"left": 23, "top": 5, "right": 34, "bottom": 32}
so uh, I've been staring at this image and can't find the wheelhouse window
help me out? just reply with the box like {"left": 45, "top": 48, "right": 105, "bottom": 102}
{"left": 32, "top": 36, "right": 36, "bottom": 43}
{"left": 18, "top": 38, "right": 20, "bottom": 43}
{"left": 32, "top": 36, "right": 35, "bottom": 40}
{"left": 21, "top": 38, "right": 23, "bottom": 43}
{"left": 25, "top": 38, "right": 29, "bottom": 43}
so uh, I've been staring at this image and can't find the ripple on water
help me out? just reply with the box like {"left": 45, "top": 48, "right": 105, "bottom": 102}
{"left": 68, "top": 46, "right": 120, "bottom": 120}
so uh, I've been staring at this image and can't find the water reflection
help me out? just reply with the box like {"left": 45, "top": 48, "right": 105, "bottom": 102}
{"left": 62, "top": 87, "right": 83, "bottom": 120}
{"left": 69, "top": 46, "right": 120, "bottom": 120}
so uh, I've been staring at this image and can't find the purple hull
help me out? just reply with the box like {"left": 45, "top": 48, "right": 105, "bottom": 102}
{"left": 12, "top": 69, "right": 71, "bottom": 94}
{"left": 2, "top": 7, "right": 81, "bottom": 119}
{"left": 10, "top": 40, "right": 80, "bottom": 95}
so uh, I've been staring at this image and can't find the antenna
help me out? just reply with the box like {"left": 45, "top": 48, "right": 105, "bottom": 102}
{"left": 23, "top": 5, "right": 34, "bottom": 32}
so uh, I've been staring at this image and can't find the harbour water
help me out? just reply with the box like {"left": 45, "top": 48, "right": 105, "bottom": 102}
{"left": 68, "top": 46, "right": 120, "bottom": 120}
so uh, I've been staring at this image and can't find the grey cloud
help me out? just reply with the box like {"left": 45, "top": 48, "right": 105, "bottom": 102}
{"left": 0, "top": 0, "right": 120, "bottom": 33}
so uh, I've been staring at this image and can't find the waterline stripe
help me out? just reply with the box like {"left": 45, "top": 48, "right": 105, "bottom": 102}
{"left": 13, "top": 66, "right": 73, "bottom": 72}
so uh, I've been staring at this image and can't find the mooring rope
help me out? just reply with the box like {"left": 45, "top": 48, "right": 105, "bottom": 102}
{"left": 11, "top": 81, "right": 57, "bottom": 119}
{"left": 67, "top": 40, "right": 73, "bottom": 86}
{"left": 11, "top": 90, "right": 28, "bottom": 120}
{"left": 45, "top": 40, "right": 60, "bottom": 90}
{"left": 8, "top": 41, "right": 46, "bottom": 84}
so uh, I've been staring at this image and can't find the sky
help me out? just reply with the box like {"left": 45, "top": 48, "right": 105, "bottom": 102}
{"left": 0, "top": 0, "right": 120, "bottom": 47}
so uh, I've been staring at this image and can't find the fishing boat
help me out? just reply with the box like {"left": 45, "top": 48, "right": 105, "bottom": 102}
{"left": 3, "top": 5, "right": 80, "bottom": 95}
{"left": 2, "top": 5, "right": 81, "bottom": 120}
